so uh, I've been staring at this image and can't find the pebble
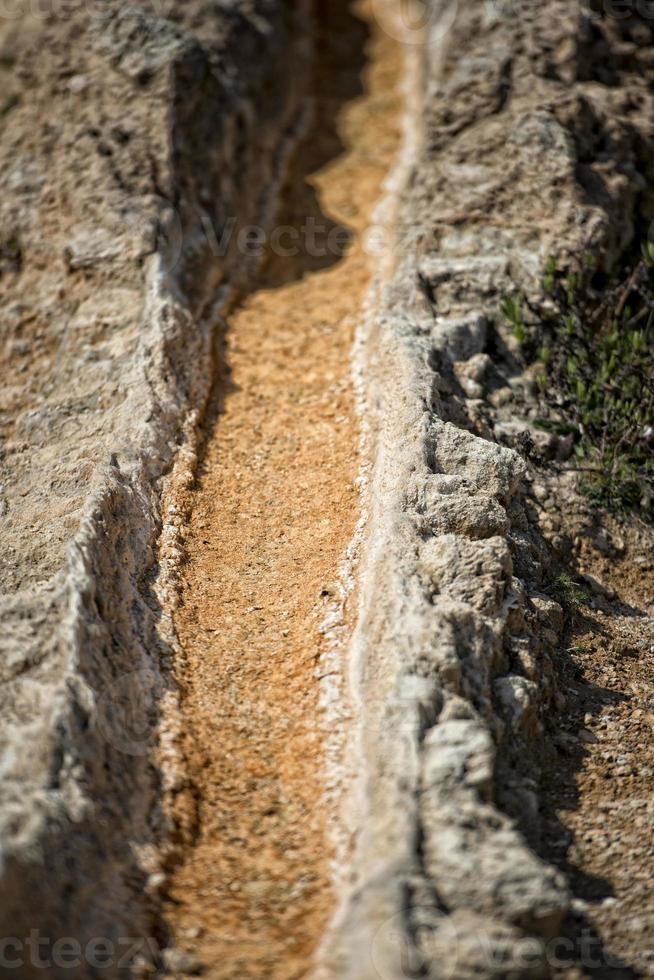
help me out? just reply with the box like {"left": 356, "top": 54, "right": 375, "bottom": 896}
{"left": 488, "top": 385, "right": 514, "bottom": 407}
{"left": 532, "top": 482, "right": 548, "bottom": 502}
{"left": 68, "top": 74, "right": 89, "bottom": 94}
{"left": 145, "top": 872, "right": 166, "bottom": 895}
{"left": 578, "top": 729, "right": 599, "bottom": 744}
{"left": 456, "top": 352, "right": 492, "bottom": 383}
{"left": 161, "top": 948, "right": 203, "bottom": 975}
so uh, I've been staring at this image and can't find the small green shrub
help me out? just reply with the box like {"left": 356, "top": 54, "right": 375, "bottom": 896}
{"left": 501, "top": 249, "right": 654, "bottom": 516}
{"left": 551, "top": 572, "right": 590, "bottom": 613}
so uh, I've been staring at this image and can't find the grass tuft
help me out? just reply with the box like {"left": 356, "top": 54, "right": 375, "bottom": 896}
{"left": 550, "top": 572, "right": 590, "bottom": 613}
{"left": 501, "top": 248, "right": 654, "bottom": 516}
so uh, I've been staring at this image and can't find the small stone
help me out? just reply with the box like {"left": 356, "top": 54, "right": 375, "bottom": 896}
{"left": 530, "top": 428, "right": 558, "bottom": 458}
{"left": 460, "top": 376, "right": 483, "bottom": 399}
{"left": 456, "top": 352, "right": 492, "bottom": 383}
{"left": 432, "top": 312, "right": 488, "bottom": 359}
{"left": 488, "top": 385, "right": 514, "bottom": 407}
{"left": 578, "top": 729, "right": 599, "bottom": 744}
{"left": 592, "top": 529, "right": 611, "bottom": 554}
{"left": 9, "top": 339, "right": 30, "bottom": 357}
{"left": 553, "top": 433, "right": 574, "bottom": 461}
{"left": 592, "top": 528, "right": 625, "bottom": 556}
{"left": 162, "top": 948, "right": 203, "bottom": 975}
{"left": 551, "top": 534, "right": 566, "bottom": 553}
{"left": 145, "top": 872, "right": 166, "bottom": 895}
{"left": 68, "top": 74, "right": 89, "bottom": 94}
{"left": 532, "top": 482, "right": 548, "bottom": 502}
{"left": 495, "top": 674, "right": 538, "bottom": 730}
{"left": 132, "top": 956, "right": 157, "bottom": 977}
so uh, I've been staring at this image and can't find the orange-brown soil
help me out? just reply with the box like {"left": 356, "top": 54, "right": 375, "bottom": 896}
{"left": 162, "top": 2, "right": 402, "bottom": 976}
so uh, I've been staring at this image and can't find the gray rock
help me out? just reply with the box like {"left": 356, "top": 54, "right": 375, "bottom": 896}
{"left": 432, "top": 313, "right": 488, "bottom": 360}
{"left": 0, "top": 0, "right": 312, "bottom": 966}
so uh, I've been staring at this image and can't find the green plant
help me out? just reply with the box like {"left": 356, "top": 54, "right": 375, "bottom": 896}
{"left": 551, "top": 573, "right": 590, "bottom": 613}
{"left": 500, "top": 294, "right": 526, "bottom": 344}
{"left": 501, "top": 247, "right": 654, "bottom": 516}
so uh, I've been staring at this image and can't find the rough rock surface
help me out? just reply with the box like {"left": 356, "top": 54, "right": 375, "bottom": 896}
{"left": 0, "top": 1, "right": 310, "bottom": 973}
{"left": 324, "top": 1, "right": 654, "bottom": 977}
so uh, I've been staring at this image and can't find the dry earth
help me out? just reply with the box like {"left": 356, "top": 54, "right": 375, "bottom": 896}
{"left": 537, "top": 502, "right": 654, "bottom": 978}
{"left": 161, "top": 2, "right": 402, "bottom": 977}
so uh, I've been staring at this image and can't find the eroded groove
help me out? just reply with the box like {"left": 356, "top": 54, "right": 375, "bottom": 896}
{"left": 161, "top": 2, "right": 402, "bottom": 975}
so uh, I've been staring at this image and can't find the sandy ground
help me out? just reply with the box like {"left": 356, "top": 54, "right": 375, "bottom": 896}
{"left": 162, "top": 2, "right": 402, "bottom": 976}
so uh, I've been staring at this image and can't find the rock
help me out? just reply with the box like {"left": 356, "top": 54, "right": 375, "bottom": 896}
{"left": 431, "top": 313, "right": 488, "bottom": 360}
{"left": 495, "top": 675, "right": 539, "bottom": 731}
{"left": 0, "top": 0, "right": 314, "bottom": 962}
{"left": 592, "top": 528, "right": 625, "bottom": 556}
{"left": 581, "top": 573, "right": 617, "bottom": 601}
{"left": 162, "top": 947, "right": 203, "bottom": 975}
{"left": 420, "top": 484, "right": 510, "bottom": 538}
{"left": 459, "top": 376, "right": 484, "bottom": 399}
{"left": 578, "top": 729, "right": 599, "bottom": 744}
{"left": 68, "top": 73, "right": 89, "bottom": 93}
{"left": 63, "top": 227, "right": 120, "bottom": 269}
{"left": 421, "top": 256, "right": 510, "bottom": 309}
{"left": 530, "top": 428, "right": 559, "bottom": 458}
{"left": 430, "top": 422, "right": 526, "bottom": 499}
{"left": 419, "top": 535, "right": 513, "bottom": 616}
{"left": 530, "top": 594, "right": 560, "bottom": 627}
{"left": 488, "top": 385, "right": 514, "bottom": 407}
{"left": 91, "top": 5, "right": 191, "bottom": 81}
{"left": 454, "top": 352, "right": 493, "bottom": 385}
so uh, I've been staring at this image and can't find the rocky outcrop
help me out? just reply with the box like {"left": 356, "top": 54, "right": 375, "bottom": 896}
{"left": 0, "top": 1, "right": 310, "bottom": 973}
{"left": 325, "top": 1, "right": 654, "bottom": 977}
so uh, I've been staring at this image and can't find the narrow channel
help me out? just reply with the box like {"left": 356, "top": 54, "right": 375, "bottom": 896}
{"left": 163, "top": 2, "right": 403, "bottom": 975}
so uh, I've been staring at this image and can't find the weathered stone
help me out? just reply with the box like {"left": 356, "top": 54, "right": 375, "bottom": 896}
{"left": 0, "top": 0, "right": 311, "bottom": 965}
